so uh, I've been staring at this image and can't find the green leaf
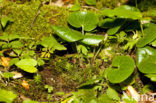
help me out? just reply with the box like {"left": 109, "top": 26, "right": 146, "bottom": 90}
{"left": 136, "top": 46, "right": 156, "bottom": 65}
{"left": 78, "top": 78, "right": 102, "bottom": 88}
{"left": 99, "top": 18, "right": 125, "bottom": 35}
{"left": 0, "top": 34, "right": 20, "bottom": 41}
{"left": 98, "top": 94, "right": 115, "bottom": 103}
{"left": 146, "top": 74, "right": 156, "bottom": 82}
{"left": 52, "top": 26, "right": 84, "bottom": 42}
{"left": 142, "top": 84, "right": 154, "bottom": 94}
{"left": 147, "top": 9, "right": 156, "bottom": 17}
{"left": 1, "top": 16, "right": 13, "bottom": 28}
{"left": 68, "top": 11, "right": 99, "bottom": 31}
{"left": 9, "top": 41, "right": 23, "bottom": 49}
{"left": 0, "top": 89, "right": 17, "bottom": 103}
{"left": 102, "top": 9, "right": 115, "bottom": 17}
{"left": 106, "top": 87, "right": 120, "bottom": 101}
{"left": 9, "top": 58, "right": 19, "bottom": 67}
{"left": 114, "top": 5, "right": 142, "bottom": 20}
{"left": 44, "top": 85, "right": 53, "bottom": 93}
{"left": 136, "top": 23, "right": 156, "bottom": 47}
{"left": 37, "top": 58, "right": 45, "bottom": 66}
{"left": 40, "top": 36, "right": 66, "bottom": 50}
{"left": 81, "top": 34, "right": 105, "bottom": 46}
{"left": 2, "top": 72, "right": 14, "bottom": 79}
{"left": 107, "top": 56, "right": 135, "bottom": 83}
{"left": 151, "top": 39, "right": 156, "bottom": 47}
{"left": 85, "top": 0, "right": 96, "bottom": 6}
{"left": 69, "top": 4, "right": 80, "bottom": 11}
{"left": 137, "top": 46, "right": 156, "bottom": 75}
{"left": 16, "top": 59, "right": 38, "bottom": 73}
{"left": 138, "top": 56, "right": 156, "bottom": 73}
{"left": 23, "top": 100, "right": 38, "bottom": 103}
{"left": 77, "top": 45, "right": 88, "bottom": 55}
{"left": 102, "top": 5, "right": 142, "bottom": 20}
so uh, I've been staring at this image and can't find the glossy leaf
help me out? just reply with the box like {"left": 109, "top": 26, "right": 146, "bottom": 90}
{"left": 138, "top": 55, "right": 156, "bottom": 73}
{"left": 102, "top": 5, "right": 142, "bottom": 20}
{"left": 81, "top": 34, "right": 105, "bottom": 46}
{"left": 99, "top": 18, "right": 125, "bottom": 35}
{"left": 40, "top": 36, "right": 66, "bottom": 50}
{"left": 136, "top": 46, "right": 156, "bottom": 64}
{"left": 136, "top": 23, "right": 156, "bottom": 47}
{"left": 85, "top": 0, "right": 96, "bottom": 6}
{"left": 52, "top": 26, "right": 84, "bottom": 42}
{"left": 137, "top": 46, "right": 156, "bottom": 74}
{"left": 68, "top": 11, "right": 99, "bottom": 31}
{"left": 107, "top": 56, "right": 135, "bottom": 83}
{"left": 0, "top": 89, "right": 17, "bottom": 103}
{"left": 16, "top": 59, "right": 38, "bottom": 73}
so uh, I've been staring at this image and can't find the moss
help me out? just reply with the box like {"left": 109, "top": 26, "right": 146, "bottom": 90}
{"left": 0, "top": 0, "right": 69, "bottom": 40}
{"left": 96, "top": 0, "right": 125, "bottom": 9}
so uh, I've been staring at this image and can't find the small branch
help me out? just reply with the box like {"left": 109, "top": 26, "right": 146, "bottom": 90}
{"left": 31, "top": 2, "right": 45, "bottom": 28}
{"left": 91, "top": 44, "right": 103, "bottom": 65}
{"left": 31, "top": 10, "right": 40, "bottom": 28}
{"left": 82, "top": 6, "right": 99, "bottom": 11}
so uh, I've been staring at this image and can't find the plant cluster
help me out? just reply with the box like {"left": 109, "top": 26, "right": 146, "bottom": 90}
{"left": 0, "top": 0, "right": 156, "bottom": 103}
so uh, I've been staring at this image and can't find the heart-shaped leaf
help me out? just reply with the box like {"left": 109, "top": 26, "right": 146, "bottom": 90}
{"left": 107, "top": 56, "right": 135, "bottom": 83}
{"left": 0, "top": 89, "right": 17, "bottom": 103}
{"left": 16, "top": 59, "right": 38, "bottom": 73}
{"left": 136, "top": 23, "right": 156, "bottom": 47}
{"left": 52, "top": 26, "right": 84, "bottom": 42}
{"left": 67, "top": 11, "right": 99, "bottom": 31}
{"left": 81, "top": 34, "right": 105, "bottom": 46}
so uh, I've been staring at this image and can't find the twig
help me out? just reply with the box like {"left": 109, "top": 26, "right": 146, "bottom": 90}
{"left": 31, "top": 2, "right": 45, "bottom": 28}
{"left": 82, "top": 6, "right": 99, "bottom": 11}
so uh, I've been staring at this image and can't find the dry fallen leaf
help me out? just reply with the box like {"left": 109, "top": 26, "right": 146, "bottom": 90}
{"left": 1, "top": 57, "right": 11, "bottom": 67}
{"left": 11, "top": 71, "right": 23, "bottom": 79}
{"left": 22, "top": 80, "right": 29, "bottom": 90}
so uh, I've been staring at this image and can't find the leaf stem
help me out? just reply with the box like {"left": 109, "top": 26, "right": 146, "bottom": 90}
{"left": 140, "top": 21, "right": 144, "bottom": 36}
{"left": 82, "top": 26, "right": 84, "bottom": 35}
{"left": 75, "top": 42, "right": 82, "bottom": 67}
{"left": 135, "top": 0, "right": 138, "bottom": 8}
{"left": 91, "top": 44, "right": 103, "bottom": 66}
